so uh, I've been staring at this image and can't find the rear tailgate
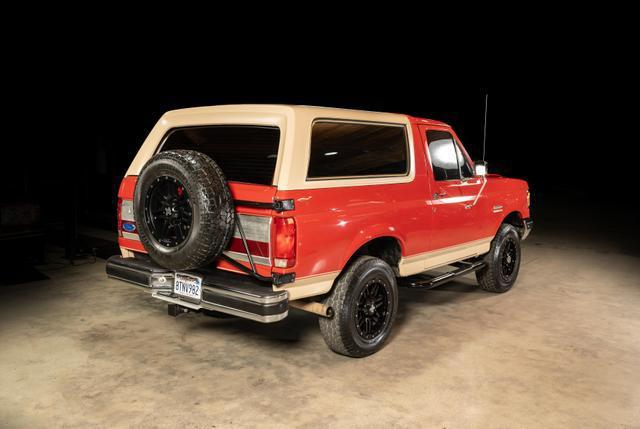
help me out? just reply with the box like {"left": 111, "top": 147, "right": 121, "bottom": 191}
{"left": 219, "top": 182, "right": 277, "bottom": 277}
{"left": 117, "top": 177, "right": 277, "bottom": 278}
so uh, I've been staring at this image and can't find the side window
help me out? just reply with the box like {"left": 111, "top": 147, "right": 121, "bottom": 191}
{"left": 454, "top": 142, "right": 474, "bottom": 178}
{"left": 426, "top": 130, "right": 461, "bottom": 181}
{"left": 308, "top": 121, "right": 408, "bottom": 179}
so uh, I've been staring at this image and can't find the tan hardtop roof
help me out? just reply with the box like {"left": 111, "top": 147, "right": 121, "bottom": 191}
{"left": 127, "top": 104, "right": 422, "bottom": 189}
{"left": 162, "top": 104, "right": 409, "bottom": 122}
{"left": 163, "top": 104, "right": 451, "bottom": 127}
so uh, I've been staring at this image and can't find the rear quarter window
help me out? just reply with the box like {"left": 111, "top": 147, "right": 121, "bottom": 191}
{"left": 160, "top": 125, "right": 280, "bottom": 186}
{"left": 307, "top": 121, "right": 408, "bottom": 179}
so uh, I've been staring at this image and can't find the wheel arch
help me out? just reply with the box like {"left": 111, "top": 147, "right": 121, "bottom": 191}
{"left": 341, "top": 235, "right": 404, "bottom": 276}
{"left": 501, "top": 210, "right": 526, "bottom": 238}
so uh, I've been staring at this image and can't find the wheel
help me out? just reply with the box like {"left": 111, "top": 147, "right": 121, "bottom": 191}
{"left": 319, "top": 256, "right": 398, "bottom": 357}
{"left": 476, "top": 223, "right": 521, "bottom": 293}
{"left": 134, "top": 150, "right": 235, "bottom": 270}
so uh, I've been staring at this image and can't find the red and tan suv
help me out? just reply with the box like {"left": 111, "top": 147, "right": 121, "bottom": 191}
{"left": 106, "top": 105, "right": 532, "bottom": 357}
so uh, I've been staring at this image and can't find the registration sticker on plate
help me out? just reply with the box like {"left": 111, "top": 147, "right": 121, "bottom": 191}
{"left": 173, "top": 273, "right": 203, "bottom": 301}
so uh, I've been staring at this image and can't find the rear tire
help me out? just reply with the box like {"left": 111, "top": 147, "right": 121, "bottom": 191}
{"left": 476, "top": 223, "right": 521, "bottom": 293}
{"left": 319, "top": 256, "right": 398, "bottom": 358}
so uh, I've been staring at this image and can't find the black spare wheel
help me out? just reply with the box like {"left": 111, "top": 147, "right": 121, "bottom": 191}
{"left": 134, "top": 150, "right": 235, "bottom": 270}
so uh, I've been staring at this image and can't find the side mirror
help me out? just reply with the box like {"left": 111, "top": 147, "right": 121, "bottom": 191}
{"left": 474, "top": 161, "right": 488, "bottom": 176}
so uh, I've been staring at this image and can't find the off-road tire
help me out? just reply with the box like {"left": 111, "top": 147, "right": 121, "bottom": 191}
{"left": 319, "top": 256, "right": 398, "bottom": 358}
{"left": 134, "top": 150, "right": 234, "bottom": 270}
{"left": 476, "top": 223, "right": 521, "bottom": 293}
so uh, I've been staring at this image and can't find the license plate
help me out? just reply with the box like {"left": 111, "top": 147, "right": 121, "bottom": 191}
{"left": 173, "top": 273, "right": 203, "bottom": 301}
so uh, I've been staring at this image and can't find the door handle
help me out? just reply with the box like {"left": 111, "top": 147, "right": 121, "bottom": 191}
{"left": 433, "top": 190, "right": 447, "bottom": 199}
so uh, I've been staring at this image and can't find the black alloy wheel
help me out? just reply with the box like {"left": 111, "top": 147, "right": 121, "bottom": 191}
{"left": 354, "top": 279, "right": 391, "bottom": 341}
{"left": 144, "top": 176, "right": 193, "bottom": 248}
{"left": 500, "top": 237, "right": 518, "bottom": 279}
{"left": 134, "top": 150, "right": 234, "bottom": 270}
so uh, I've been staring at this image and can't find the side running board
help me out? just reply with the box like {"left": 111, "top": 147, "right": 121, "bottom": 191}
{"left": 399, "top": 260, "right": 486, "bottom": 289}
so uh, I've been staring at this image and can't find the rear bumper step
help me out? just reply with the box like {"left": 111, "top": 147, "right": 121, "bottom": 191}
{"left": 106, "top": 255, "right": 288, "bottom": 323}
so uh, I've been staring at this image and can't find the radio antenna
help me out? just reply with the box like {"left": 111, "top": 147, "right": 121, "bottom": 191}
{"left": 482, "top": 93, "right": 488, "bottom": 161}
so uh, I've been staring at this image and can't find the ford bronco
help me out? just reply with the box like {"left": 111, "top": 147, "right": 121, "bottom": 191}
{"left": 106, "top": 105, "right": 532, "bottom": 357}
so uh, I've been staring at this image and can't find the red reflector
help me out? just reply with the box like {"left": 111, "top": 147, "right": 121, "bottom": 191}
{"left": 229, "top": 238, "right": 270, "bottom": 256}
{"left": 273, "top": 217, "right": 296, "bottom": 268}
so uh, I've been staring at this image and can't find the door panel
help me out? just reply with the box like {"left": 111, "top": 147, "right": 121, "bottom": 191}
{"left": 420, "top": 125, "right": 469, "bottom": 250}
{"left": 453, "top": 178, "right": 490, "bottom": 241}
{"left": 448, "top": 131, "right": 493, "bottom": 241}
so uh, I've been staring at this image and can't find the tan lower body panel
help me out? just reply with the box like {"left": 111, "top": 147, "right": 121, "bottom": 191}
{"left": 120, "top": 239, "right": 492, "bottom": 300}
{"left": 120, "top": 247, "right": 135, "bottom": 258}
{"left": 397, "top": 237, "right": 493, "bottom": 277}
{"left": 273, "top": 271, "right": 340, "bottom": 301}
{"left": 279, "top": 237, "right": 493, "bottom": 300}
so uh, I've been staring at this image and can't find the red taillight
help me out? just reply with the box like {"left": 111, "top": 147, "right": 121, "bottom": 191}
{"left": 117, "top": 198, "right": 123, "bottom": 237}
{"left": 273, "top": 217, "right": 296, "bottom": 268}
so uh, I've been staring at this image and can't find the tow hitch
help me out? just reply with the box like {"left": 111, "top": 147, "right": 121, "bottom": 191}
{"left": 167, "top": 303, "right": 191, "bottom": 317}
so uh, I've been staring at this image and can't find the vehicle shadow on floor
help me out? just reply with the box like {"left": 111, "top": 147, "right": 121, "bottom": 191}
{"left": 192, "top": 308, "right": 318, "bottom": 344}
{"left": 187, "top": 276, "right": 492, "bottom": 350}
{"left": 392, "top": 278, "right": 492, "bottom": 336}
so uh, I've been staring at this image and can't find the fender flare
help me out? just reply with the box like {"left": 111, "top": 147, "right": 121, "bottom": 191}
{"left": 339, "top": 227, "right": 406, "bottom": 271}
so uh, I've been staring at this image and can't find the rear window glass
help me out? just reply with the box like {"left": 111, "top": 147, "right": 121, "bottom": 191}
{"left": 307, "top": 121, "right": 408, "bottom": 179}
{"left": 160, "top": 126, "right": 280, "bottom": 185}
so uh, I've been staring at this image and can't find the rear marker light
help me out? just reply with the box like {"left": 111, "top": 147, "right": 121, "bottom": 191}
{"left": 273, "top": 217, "right": 296, "bottom": 268}
{"left": 118, "top": 199, "right": 136, "bottom": 238}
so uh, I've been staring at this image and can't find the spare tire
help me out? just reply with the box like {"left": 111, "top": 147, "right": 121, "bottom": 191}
{"left": 133, "top": 150, "right": 234, "bottom": 270}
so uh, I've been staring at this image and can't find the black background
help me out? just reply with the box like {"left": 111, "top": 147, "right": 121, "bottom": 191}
{"left": 2, "top": 48, "right": 637, "bottom": 259}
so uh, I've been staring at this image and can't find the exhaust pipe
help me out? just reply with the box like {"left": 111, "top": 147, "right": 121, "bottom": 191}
{"left": 289, "top": 300, "right": 334, "bottom": 318}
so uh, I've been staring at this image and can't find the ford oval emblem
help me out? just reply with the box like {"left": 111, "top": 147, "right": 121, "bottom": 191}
{"left": 122, "top": 222, "right": 136, "bottom": 232}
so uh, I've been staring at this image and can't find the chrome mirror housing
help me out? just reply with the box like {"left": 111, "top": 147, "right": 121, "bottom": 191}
{"left": 475, "top": 161, "right": 488, "bottom": 176}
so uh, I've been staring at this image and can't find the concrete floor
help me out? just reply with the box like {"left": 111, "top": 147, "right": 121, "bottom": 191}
{"left": 1, "top": 227, "right": 639, "bottom": 428}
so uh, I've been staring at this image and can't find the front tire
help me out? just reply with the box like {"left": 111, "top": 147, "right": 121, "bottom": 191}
{"left": 319, "top": 256, "right": 398, "bottom": 358}
{"left": 476, "top": 223, "right": 522, "bottom": 293}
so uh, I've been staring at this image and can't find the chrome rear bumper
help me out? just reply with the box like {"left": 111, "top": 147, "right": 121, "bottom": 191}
{"left": 106, "top": 255, "right": 288, "bottom": 323}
